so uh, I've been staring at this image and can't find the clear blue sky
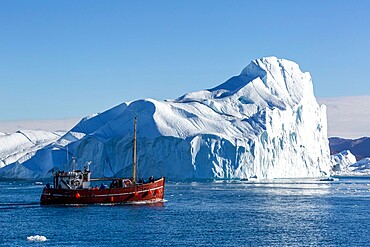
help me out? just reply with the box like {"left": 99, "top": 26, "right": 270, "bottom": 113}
{"left": 1, "top": 0, "right": 370, "bottom": 121}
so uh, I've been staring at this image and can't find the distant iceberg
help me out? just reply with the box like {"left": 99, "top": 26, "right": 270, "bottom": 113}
{"left": 330, "top": 150, "right": 357, "bottom": 174}
{"left": 0, "top": 57, "right": 331, "bottom": 180}
{"left": 330, "top": 150, "right": 370, "bottom": 176}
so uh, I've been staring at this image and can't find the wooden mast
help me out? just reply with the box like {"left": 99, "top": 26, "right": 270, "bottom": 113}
{"left": 132, "top": 116, "right": 137, "bottom": 184}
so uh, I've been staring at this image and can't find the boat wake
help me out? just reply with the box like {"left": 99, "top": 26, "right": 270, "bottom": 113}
{"left": 43, "top": 198, "right": 168, "bottom": 207}
{"left": 0, "top": 202, "right": 39, "bottom": 210}
{"left": 127, "top": 198, "right": 168, "bottom": 205}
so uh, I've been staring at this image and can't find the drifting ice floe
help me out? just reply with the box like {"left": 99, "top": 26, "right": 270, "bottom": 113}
{"left": 26, "top": 235, "right": 47, "bottom": 242}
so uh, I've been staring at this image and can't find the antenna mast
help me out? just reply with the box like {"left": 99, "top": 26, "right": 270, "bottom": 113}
{"left": 65, "top": 118, "right": 69, "bottom": 165}
{"left": 132, "top": 116, "right": 138, "bottom": 184}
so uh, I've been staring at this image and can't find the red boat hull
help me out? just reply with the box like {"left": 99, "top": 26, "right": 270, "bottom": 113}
{"left": 40, "top": 177, "right": 165, "bottom": 205}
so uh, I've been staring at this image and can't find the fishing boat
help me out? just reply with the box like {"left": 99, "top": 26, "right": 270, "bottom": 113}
{"left": 40, "top": 117, "right": 165, "bottom": 205}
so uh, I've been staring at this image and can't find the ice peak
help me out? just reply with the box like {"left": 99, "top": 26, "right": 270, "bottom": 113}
{"left": 240, "top": 56, "right": 313, "bottom": 105}
{"left": 241, "top": 56, "right": 300, "bottom": 73}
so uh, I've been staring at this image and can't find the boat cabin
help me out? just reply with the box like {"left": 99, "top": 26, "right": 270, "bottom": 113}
{"left": 54, "top": 163, "right": 91, "bottom": 190}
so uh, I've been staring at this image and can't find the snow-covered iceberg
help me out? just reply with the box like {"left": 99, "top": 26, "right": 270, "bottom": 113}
{"left": 0, "top": 56, "right": 331, "bottom": 180}
{"left": 330, "top": 150, "right": 357, "bottom": 174}
{"left": 0, "top": 130, "right": 62, "bottom": 169}
{"left": 330, "top": 150, "right": 370, "bottom": 176}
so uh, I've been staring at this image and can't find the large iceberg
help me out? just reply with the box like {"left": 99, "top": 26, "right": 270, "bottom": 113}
{"left": 0, "top": 57, "right": 331, "bottom": 180}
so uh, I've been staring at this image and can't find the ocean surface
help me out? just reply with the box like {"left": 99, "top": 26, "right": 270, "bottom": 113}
{"left": 1, "top": 177, "right": 369, "bottom": 246}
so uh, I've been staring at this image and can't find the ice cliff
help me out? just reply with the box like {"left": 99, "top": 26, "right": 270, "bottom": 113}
{"left": 0, "top": 56, "right": 331, "bottom": 180}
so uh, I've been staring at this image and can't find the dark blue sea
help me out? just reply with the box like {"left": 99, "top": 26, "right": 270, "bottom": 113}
{"left": 1, "top": 177, "right": 370, "bottom": 246}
